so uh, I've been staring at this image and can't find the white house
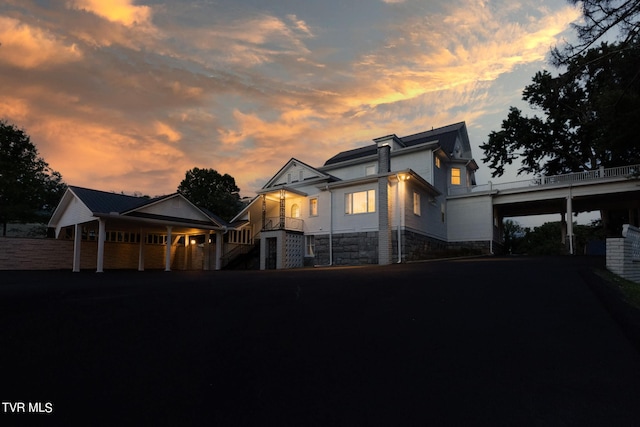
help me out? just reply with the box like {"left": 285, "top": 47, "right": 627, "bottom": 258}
{"left": 231, "top": 122, "right": 494, "bottom": 269}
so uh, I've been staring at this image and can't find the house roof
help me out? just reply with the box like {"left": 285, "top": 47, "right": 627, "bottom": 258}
{"left": 323, "top": 122, "right": 467, "bottom": 166}
{"left": 68, "top": 186, "right": 156, "bottom": 214}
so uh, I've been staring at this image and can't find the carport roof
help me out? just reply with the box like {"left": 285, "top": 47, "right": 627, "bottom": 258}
{"left": 49, "top": 186, "right": 229, "bottom": 235}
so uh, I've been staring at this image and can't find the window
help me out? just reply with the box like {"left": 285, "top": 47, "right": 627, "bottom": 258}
{"left": 413, "top": 191, "right": 421, "bottom": 216}
{"left": 291, "top": 204, "right": 300, "bottom": 218}
{"left": 305, "top": 235, "right": 315, "bottom": 256}
{"left": 441, "top": 203, "right": 446, "bottom": 223}
{"left": 451, "top": 167, "right": 461, "bottom": 185}
{"left": 435, "top": 156, "right": 441, "bottom": 168}
{"left": 309, "top": 198, "right": 318, "bottom": 216}
{"left": 365, "top": 164, "right": 377, "bottom": 176}
{"left": 345, "top": 190, "right": 375, "bottom": 214}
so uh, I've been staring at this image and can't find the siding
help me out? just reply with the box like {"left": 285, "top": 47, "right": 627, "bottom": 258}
{"left": 447, "top": 195, "right": 493, "bottom": 242}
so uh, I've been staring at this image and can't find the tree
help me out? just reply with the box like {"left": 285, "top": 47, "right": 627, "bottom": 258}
{"left": 502, "top": 219, "right": 525, "bottom": 254}
{"left": 481, "top": 40, "right": 640, "bottom": 178}
{"left": 553, "top": 0, "right": 640, "bottom": 65}
{"left": 0, "top": 121, "right": 66, "bottom": 236}
{"left": 177, "top": 167, "right": 241, "bottom": 221}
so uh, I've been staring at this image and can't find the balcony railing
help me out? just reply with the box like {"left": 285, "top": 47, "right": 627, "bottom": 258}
{"left": 263, "top": 216, "right": 304, "bottom": 232}
{"left": 449, "top": 164, "right": 640, "bottom": 196}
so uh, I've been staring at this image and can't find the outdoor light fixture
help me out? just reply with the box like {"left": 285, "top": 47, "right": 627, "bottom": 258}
{"left": 190, "top": 239, "right": 196, "bottom": 245}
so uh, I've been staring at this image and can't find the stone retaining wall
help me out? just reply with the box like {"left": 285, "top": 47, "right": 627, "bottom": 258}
{"left": 607, "top": 224, "right": 640, "bottom": 283}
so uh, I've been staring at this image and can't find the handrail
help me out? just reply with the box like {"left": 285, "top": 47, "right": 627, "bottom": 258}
{"left": 449, "top": 164, "right": 640, "bottom": 196}
{"left": 263, "top": 216, "right": 304, "bottom": 232}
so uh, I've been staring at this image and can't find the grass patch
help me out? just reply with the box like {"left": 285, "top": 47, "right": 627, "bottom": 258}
{"left": 595, "top": 269, "right": 640, "bottom": 310}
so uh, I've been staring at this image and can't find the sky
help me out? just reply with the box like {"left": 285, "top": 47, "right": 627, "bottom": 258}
{"left": 0, "top": 0, "right": 582, "bottom": 205}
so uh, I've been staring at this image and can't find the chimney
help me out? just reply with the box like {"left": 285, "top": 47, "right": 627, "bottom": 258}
{"left": 374, "top": 134, "right": 402, "bottom": 174}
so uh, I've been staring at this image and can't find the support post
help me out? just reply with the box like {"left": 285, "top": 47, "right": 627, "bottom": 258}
{"left": 97, "top": 219, "right": 105, "bottom": 273}
{"left": 567, "top": 189, "right": 574, "bottom": 255}
{"left": 73, "top": 223, "right": 82, "bottom": 272}
{"left": 204, "top": 231, "right": 211, "bottom": 271}
{"left": 165, "top": 226, "right": 173, "bottom": 272}
{"left": 215, "top": 230, "right": 223, "bottom": 270}
{"left": 138, "top": 230, "right": 146, "bottom": 271}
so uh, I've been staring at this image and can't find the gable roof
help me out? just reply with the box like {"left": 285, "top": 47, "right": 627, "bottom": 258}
{"left": 49, "top": 186, "right": 229, "bottom": 233}
{"left": 69, "top": 186, "right": 155, "bottom": 214}
{"left": 323, "top": 122, "right": 468, "bottom": 166}
{"left": 262, "top": 158, "right": 333, "bottom": 190}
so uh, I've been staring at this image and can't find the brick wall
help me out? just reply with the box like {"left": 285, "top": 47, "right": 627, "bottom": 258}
{"left": 607, "top": 236, "right": 640, "bottom": 283}
{"left": 0, "top": 237, "right": 73, "bottom": 270}
{"left": 607, "top": 224, "right": 640, "bottom": 283}
{"left": 0, "top": 237, "right": 210, "bottom": 271}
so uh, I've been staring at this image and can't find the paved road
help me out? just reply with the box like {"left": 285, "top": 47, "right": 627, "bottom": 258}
{"left": 1, "top": 257, "right": 640, "bottom": 426}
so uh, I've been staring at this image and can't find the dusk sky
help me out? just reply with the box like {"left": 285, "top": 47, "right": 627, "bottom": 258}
{"left": 1, "top": 0, "right": 581, "bottom": 199}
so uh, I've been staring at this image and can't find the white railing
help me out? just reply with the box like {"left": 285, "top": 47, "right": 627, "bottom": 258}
{"left": 449, "top": 164, "right": 640, "bottom": 196}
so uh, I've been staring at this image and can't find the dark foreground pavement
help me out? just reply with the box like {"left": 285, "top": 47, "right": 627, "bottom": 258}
{"left": 1, "top": 257, "right": 640, "bottom": 426}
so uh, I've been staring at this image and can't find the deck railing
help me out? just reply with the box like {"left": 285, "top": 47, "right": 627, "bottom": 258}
{"left": 263, "top": 216, "right": 304, "bottom": 232}
{"left": 449, "top": 164, "right": 640, "bottom": 196}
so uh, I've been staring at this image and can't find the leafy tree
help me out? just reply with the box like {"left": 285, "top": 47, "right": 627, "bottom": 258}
{"left": 502, "top": 219, "right": 525, "bottom": 254}
{"left": 0, "top": 121, "right": 66, "bottom": 236}
{"left": 519, "top": 222, "right": 566, "bottom": 255}
{"left": 481, "top": 40, "right": 640, "bottom": 178}
{"left": 553, "top": 0, "right": 640, "bottom": 65}
{"left": 177, "top": 167, "right": 241, "bottom": 221}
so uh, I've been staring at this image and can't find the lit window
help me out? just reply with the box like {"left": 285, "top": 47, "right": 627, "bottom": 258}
{"left": 435, "top": 157, "right": 441, "bottom": 168}
{"left": 345, "top": 190, "right": 376, "bottom": 214}
{"left": 451, "top": 168, "right": 461, "bottom": 185}
{"left": 413, "top": 191, "right": 421, "bottom": 216}
{"left": 309, "top": 198, "right": 318, "bottom": 216}
{"left": 291, "top": 204, "right": 300, "bottom": 218}
{"left": 306, "top": 235, "right": 315, "bottom": 256}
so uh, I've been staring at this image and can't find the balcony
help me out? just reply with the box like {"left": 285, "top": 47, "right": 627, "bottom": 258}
{"left": 263, "top": 216, "right": 304, "bottom": 232}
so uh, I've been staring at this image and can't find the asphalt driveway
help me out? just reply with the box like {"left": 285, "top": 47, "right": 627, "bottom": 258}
{"left": 1, "top": 257, "right": 640, "bottom": 426}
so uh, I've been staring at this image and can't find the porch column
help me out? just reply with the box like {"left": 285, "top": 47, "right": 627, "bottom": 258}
{"left": 73, "top": 223, "right": 82, "bottom": 272}
{"left": 138, "top": 230, "right": 146, "bottom": 271}
{"left": 97, "top": 218, "right": 106, "bottom": 273}
{"left": 203, "top": 231, "right": 211, "bottom": 271}
{"left": 566, "top": 190, "right": 574, "bottom": 255}
{"left": 183, "top": 234, "right": 189, "bottom": 270}
{"left": 215, "top": 230, "right": 223, "bottom": 270}
{"left": 165, "top": 226, "right": 173, "bottom": 271}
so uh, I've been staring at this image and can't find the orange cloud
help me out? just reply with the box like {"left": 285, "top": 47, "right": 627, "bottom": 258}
{"left": 66, "top": 0, "right": 152, "bottom": 27}
{"left": 0, "top": 17, "right": 82, "bottom": 69}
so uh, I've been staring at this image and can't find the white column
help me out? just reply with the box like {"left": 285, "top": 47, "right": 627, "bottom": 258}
{"left": 567, "top": 190, "right": 574, "bottom": 255}
{"left": 138, "top": 230, "right": 146, "bottom": 271}
{"left": 97, "top": 218, "right": 106, "bottom": 273}
{"left": 165, "top": 226, "right": 173, "bottom": 271}
{"left": 215, "top": 230, "right": 223, "bottom": 270}
{"left": 73, "top": 223, "right": 82, "bottom": 272}
{"left": 183, "top": 234, "right": 189, "bottom": 270}
{"left": 203, "top": 231, "right": 211, "bottom": 270}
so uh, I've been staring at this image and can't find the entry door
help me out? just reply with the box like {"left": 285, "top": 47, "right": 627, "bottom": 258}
{"left": 266, "top": 237, "right": 277, "bottom": 270}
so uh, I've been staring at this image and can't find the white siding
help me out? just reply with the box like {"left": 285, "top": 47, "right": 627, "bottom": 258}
{"left": 54, "top": 195, "right": 95, "bottom": 229}
{"left": 447, "top": 195, "right": 493, "bottom": 242}
{"left": 135, "top": 196, "right": 210, "bottom": 221}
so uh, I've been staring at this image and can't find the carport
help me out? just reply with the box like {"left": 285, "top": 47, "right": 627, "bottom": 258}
{"left": 48, "top": 186, "right": 228, "bottom": 272}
